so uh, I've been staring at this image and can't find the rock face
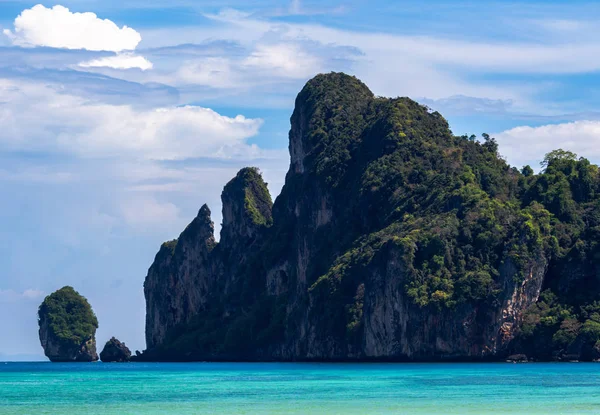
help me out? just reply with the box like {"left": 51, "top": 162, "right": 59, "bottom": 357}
{"left": 144, "top": 204, "right": 217, "bottom": 350}
{"left": 100, "top": 337, "right": 132, "bottom": 362}
{"left": 38, "top": 286, "right": 99, "bottom": 362}
{"left": 144, "top": 168, "right": 273, "bottom": 353}
{"left": 142, "top": 73, "right": 600, "bottom": 362}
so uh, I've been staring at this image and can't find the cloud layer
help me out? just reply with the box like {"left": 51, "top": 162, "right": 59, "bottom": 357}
{"left": 0, "top": 79, "right": 263, "bottom": 160}
{"left": 79, "top": 54, "right": 153, "bottom": 71}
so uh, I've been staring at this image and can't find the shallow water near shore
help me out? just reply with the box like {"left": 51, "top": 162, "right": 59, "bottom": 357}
{"left": 1, "top": 362, "right": 599, "bottom": 414}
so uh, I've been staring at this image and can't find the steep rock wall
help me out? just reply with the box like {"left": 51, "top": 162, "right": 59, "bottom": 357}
{"left": 141, "top": 73, "right": 570, "bottom": 362}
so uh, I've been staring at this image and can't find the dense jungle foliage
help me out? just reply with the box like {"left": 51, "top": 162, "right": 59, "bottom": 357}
{"left": 293, "top": 74, "right": 600, "bottom": 359}
{"left": 38, "top": 286, "right": 98, "bottom": 348}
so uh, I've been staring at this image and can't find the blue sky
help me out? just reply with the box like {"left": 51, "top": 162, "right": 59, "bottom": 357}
{"left": 2, "top": 0, "right": 600, "bottom": 360}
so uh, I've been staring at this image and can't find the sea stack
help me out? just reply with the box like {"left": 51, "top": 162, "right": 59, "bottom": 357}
{"left": 100, "top": 337, "right": 132, "bottom": 362}
{"left": 38, "top": 286, "right": 99, "bottom": 362}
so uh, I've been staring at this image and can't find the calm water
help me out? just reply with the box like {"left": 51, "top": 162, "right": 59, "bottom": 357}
{"left": 1, "top": 362, "right": 599, "bottom": 414}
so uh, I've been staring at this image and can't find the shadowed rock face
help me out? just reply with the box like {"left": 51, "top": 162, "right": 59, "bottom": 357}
{"left": 38, "top": 286, "right": 99, "bottom": 362}
{"left": 141, "top": 73, "right": 600, "bottom": 362}
{"left": 144, "top": 204, "right": 217, "bottom": 350}
{"left": 144, "top": 168, "right": 273, "bottom": 352}
{"left": 100, "top": 337, "right": 132, "bottom": 362}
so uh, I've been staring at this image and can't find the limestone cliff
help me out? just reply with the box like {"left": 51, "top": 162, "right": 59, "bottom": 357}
{"left": 38, "top": 286, "right": 99, "bottom": 362}
{"left": 144, "top": 167, "right": 273, "bottom": 355}
{"left": 144, "top": 204, "right": 217, "bottom": 350}
{"left": 142, "top": 73, "right": 600, "bottom": 362}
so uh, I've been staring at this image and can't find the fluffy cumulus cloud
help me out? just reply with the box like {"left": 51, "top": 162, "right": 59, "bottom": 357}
{"left": 496, "top": 121, "right": 600, "bottom": 168}
{"left": 0, "top": 79, "right": 263, "bottom": 160}
{"left": 4, "top": 5, "right": 151, "bottom": 70}
{"left": 3, "top": 5, "right": 141, "bottom": 52}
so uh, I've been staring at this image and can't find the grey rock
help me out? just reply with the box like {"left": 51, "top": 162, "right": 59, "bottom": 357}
{"left": 100, "top": 337, "right": 131, "bottom": 362}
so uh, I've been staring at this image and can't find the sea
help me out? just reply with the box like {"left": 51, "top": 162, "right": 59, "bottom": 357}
{"left": 1, "top": 362, "right": 599, "bottom": 414}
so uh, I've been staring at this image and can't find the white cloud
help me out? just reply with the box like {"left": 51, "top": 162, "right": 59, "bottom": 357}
{"left": 175, "top": 57, "right": 241, "bottom": 88}
{"left": 151, "top": 8, "right": 600, "bottom": 106}
{"left": 79, "top": 53, "right": 153, "bottom": 71}
{"left": 4, "top": 5, "right": 141, "bottom": 52}
{"left": 212, "top": 12, "right": 600, "bottom": 75}
{"left": 243, "top": 43, "right": 321, "bottom": 79}
{"left": 420, "top": 95, "right": 515, "bottom": 116}
{"left": 0, "top": 78, "right": 263, "bottom": 160}
{"left": 172, "top": 43, "right": 322, "bottom": 88}
{"left": 163, "top": 40, "right": 352, "bottom": 91}
{"left": 149, "top": 10, "right": 522, "bottom": 101}
{"left": 496, "top": 120, "right": 600, "bottom": 168}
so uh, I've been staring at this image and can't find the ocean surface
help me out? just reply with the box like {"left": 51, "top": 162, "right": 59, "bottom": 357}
{"left": 1, "top": 362, "right": 599, "bottom": 414}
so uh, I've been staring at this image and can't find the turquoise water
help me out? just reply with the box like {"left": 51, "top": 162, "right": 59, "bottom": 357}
{"left": 1, "top": 362, "right": 600, "bottom": 414}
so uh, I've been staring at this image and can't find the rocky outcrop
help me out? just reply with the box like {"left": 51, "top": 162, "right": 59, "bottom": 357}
{"left": 144, "top": 204, "right": 217, "bottom": 349}
{"left": 506, "top": 354, "right": 528, "bottom": 363}
{"left": 100, "top": 337, "right": 131, "bottom": 362}
{"left": 38, "top": 286, "right": 99, "bottom": 362}
{"left": 220, "top": 167, "right": 273, "bottom": 249}
{"left": 144, "top": 168, "right": 273, "bottom": 353}
{"left": 141, "top": 73, "right": 599, "bottom": 362}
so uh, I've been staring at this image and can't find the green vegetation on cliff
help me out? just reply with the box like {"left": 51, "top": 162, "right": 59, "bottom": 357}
{"left": 236, "top": 167, "right": 273, "bottom": 227}
{"left": 143, "top": 73, "right": 600, "bottom": 362}
{"left": 39, "top": 286, "right": 98, "bottom": 349}
{"left": 222, "top": 167, "right": 273, "bottom": 233}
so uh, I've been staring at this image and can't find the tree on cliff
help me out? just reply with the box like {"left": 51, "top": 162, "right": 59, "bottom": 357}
{"left": 540, "top": 149, "right": 578, "bottom": 170}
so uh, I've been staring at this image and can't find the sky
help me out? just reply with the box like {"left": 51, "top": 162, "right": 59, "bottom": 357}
{"left": 2, "top": 0, "right": 600, "bottom": 360}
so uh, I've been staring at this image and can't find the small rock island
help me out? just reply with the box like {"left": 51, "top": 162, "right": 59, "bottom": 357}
{"left": 100, "top": 337, "right": 132, "bottom": 362}
{"left": 38, "top": 286, "right": 99, "bottom": 362}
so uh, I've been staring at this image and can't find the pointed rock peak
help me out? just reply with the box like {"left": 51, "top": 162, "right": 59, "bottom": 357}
{"left": 223, "top": 167, "right": 273, "bottom": 226}
{"left": 198, "top": 204, "right": 212, "bottom": 222}
{"left": 153, "top": 204, "right": 215, "bottom": 264}
{"left": 177, "top": 203, "right": 215, "bottom": 248}
{"left": 221, "top": 167, "right": 273, "bottom": 246}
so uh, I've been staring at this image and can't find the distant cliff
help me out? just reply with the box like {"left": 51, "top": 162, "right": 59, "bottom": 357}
{"left": 142, "top": 73, "right": 600, "bottom": 362}
{"left": 38, "top": 286, "right": 99, "bottom": 362}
